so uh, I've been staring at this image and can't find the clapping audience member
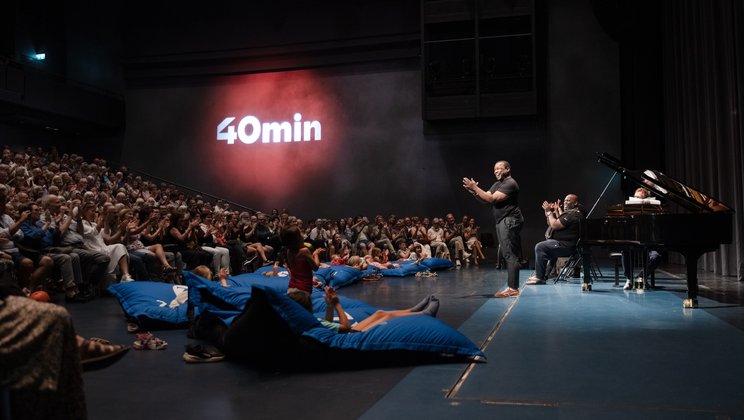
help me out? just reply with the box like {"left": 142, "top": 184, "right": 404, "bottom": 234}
{"left": 444, "top": 213, "right": 469, "bottom": 267}
{"left": 369, "top": 215, "right": 396, "bottom": 255}
{"left": 308, "top": 218, "right": 329, "bottom": 253}
{"left": 18, "top": 202, "right": 88, "bottom": 302}
{"left": 396, "top": 241, "right": 412, "bottom": 261}
{"left": 76, "top": 201, "right": 134, "bottom": 282}
{"left": 0, "top": 193, "right": 54, "bottom": 293}
{"left": 427, "top": 218, "right": 450, "bottom": 260}
{"left": 198, "top": 211, "right": 232, "bottom": 276}
{"left": 463, "top": 218, "right": 486, "bottom": 265}
{"left": 45, "top": 195, "right": 110, "bottom": 289}
{"left": 240, "top": 215, "right": 273, "bottom": 267}
{"left": 329, "top": 233, "right": 351, "bottom": 258}
{"left": 337, "top": 218, "right": 352, "bottom": 243}
{"left": 247, "top": 212, "right": 278, "bottom": 261}
{"left": 351, "top": 216, "right": 371, "bottom": 256}
{"left": 123, "top": 207, "right": 178, "bottom": 278}
{"left": 391, "top": 219, "right": 409, "bottom": 250}
{"left": 410, "top": 218, "right": 432, "bottom": 260}
{"left": 163, "top": 210, "right": 211, "bottom": 270}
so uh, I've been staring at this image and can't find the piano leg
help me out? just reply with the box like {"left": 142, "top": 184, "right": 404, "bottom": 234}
{"left": 682, "top": 252, "right": 701, "bottom": 308}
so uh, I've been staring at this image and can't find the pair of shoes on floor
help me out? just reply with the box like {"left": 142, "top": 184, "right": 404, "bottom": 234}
{"left": 133, "top": 332, "right": 168, "bottom": 350}
{"left": 494, "top": 288, "right": 520, "bottom": 298}
{"left": 623, "top": 277, "right": 651, "bottom": 290}
{"left": 525, "top": 276, "right": 546, "bottom": 285}
{"left": 183, "top": 343, "right": 225, "bottom": 363}
{"left": 80, "top": 337, "right": 130, "bottom": 371}
{"left": 362, "top": 273, "right": 383, "bottom": 281}
{"left": 65, "top": 286, "right": 95, "bottom": 303}
{"left": 415, "top": 270, "right": 437, "bottom": 278}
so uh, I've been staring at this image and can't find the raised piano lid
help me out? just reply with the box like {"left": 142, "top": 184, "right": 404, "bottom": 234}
{"left": 596, "top": 152, "right": 734, "bottom": 214}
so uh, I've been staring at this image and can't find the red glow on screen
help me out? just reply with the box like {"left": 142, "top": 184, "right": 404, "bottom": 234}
{"left": 201, "top": 71, "right": 342, "bottom": 207}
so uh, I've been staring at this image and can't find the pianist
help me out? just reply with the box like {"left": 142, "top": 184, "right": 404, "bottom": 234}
{"left": 622, "top": 187, "right": 662, "bottom": 289}
{"left": 526, "top": 194, "right": 584, "bottom": 285}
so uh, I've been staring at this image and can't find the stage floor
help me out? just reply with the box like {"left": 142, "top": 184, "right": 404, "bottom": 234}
{"left": 68, "top": 262, "right": 744, "bottom": 419}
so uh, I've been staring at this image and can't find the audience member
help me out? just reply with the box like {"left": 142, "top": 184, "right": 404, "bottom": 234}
{"left": 321, "top": 286, "right": 439, "bottom": 333}
{"left": 463, "top": 218, "right": 486, "bottom": 265}
{"left": 427, "top": 218, "right": 449, "bottom": 260}
{"left": 444, "top": 212, "right": 469, "bottom": 267}
{"left": 281, "top": 226, "right": 324, "bottom": 312}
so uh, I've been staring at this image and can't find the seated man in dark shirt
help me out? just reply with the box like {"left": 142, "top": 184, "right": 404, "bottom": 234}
{"left": 526, "top": 194, "right": 584, "bottom": 285}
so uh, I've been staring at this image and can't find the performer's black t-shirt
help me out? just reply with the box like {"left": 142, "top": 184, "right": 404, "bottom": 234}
{"left": 488, "top": 176, "right": 521, "bottom": 223}
{"left": 551, "top": 209, "right": 582, "bottom": 245}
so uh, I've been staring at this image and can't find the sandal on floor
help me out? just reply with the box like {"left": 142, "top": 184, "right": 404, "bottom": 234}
{"left": 133, "top": 332, "right": 168, "bottom": 350}
{"left": 80, "top": 338, "right": 130, "bottom": 371}
{"left": 127, "top": 322, "right": 140, "bottom": 333}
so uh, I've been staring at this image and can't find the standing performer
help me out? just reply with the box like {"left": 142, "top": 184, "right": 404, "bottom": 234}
{"left": 463, "top": 161, "right": 524, "bottom": 297}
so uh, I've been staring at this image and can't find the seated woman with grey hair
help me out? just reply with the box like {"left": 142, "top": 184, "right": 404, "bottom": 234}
{"left": 76, "top": 201, "right": 135, "bottom": 282}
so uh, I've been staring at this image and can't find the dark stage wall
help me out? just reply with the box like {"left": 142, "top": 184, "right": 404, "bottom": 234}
{"left": 121, "top": 0, "right": 622, "bottom": 256}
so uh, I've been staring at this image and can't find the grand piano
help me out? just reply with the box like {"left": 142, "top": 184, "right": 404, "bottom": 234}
{"left": 582, "top": 153, "right": 734, "bottom": 308}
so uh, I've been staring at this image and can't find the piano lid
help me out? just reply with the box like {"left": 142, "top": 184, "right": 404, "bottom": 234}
{"left": 596, "top": 152, "right": 733, "bottom": 214}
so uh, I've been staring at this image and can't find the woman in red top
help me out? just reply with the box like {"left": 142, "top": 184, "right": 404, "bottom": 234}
{"left": 280, "top": 226, "right": 324, "bottom": 312}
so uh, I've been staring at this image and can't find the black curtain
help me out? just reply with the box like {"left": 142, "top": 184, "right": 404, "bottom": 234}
{"left": 662, "top": 0, "right": 744, "bottom": 280}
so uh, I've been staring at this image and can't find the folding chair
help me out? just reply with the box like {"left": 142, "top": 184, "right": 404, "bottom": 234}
{"left": 553, "top": 244, "right": 602, "bottom": 284}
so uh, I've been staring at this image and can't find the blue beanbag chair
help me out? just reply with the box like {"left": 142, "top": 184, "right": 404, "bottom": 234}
{"left": 220, "top": 285, "right": 485, "bottom": 369}
{"left": 316, "top": 265, "right": 370, "bottom": 287}
{"left": 184, "top": 271, "right": 297, "bottom": 327}
{"left": 253, "top": 263, "right": 369, "bottom": 289}
{"left": 420, "top": 258, "right": 455, "bottom": 270}
{"left": 379, "top": 260, "right": 430, "bottom": 277}
{"left": 108, "top": 281, "right": 191, "bottom": 329}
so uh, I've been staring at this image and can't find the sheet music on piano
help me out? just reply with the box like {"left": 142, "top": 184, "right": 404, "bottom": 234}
{"left": 625, "top": 197, "right": 661, "bottom": 205}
